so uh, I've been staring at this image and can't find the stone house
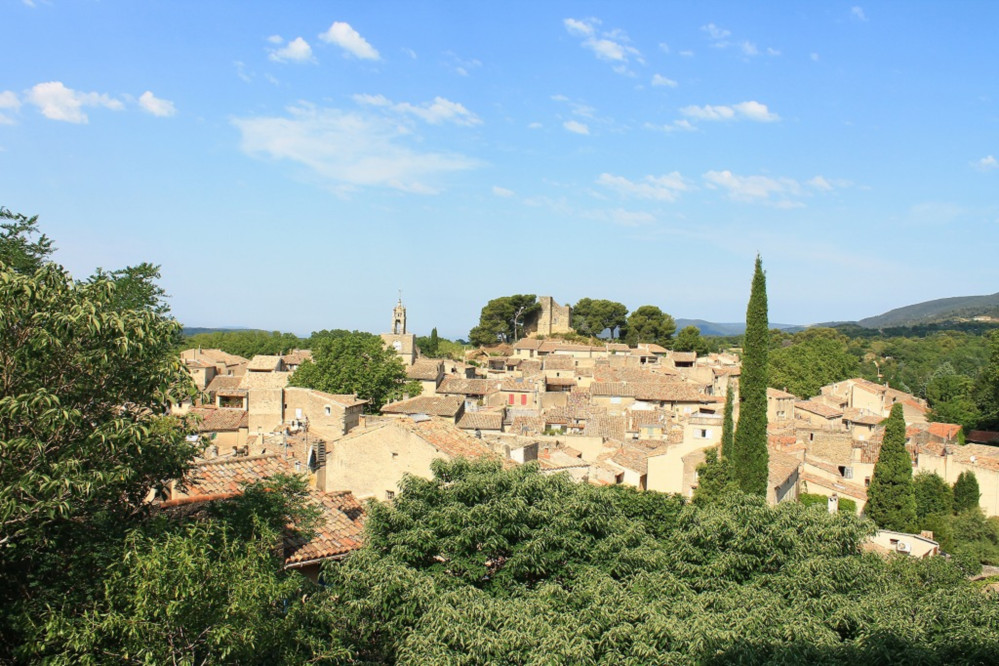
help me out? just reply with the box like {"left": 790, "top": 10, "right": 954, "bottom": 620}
{"left": 767, "top": 387, "right": 796, "bottom": 421}
{"left": 406, "top": 358, "right": 445, "bottom": 396}
{"left": 524, "top": 296, "right": 572, "bottom": 337}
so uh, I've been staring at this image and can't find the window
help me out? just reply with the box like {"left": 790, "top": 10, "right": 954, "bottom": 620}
{"left": 391, "top": 452, "right": 398, "bottom": 460}
{"left": 386, "top": 490, "right": 396, "bottom": 500}
{"left": 521, "top": 394, "right": 528, "bottom": 406}
{"left": 508, "top": 394, "right": 515, "bottom": 405}
{"left": 324, "top": 405, "right": 332, "bottom": 416}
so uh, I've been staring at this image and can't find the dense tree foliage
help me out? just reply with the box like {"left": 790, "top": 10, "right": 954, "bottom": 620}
{"left": 184, "top": 329, "right": 307, "bottom": 358}
{"left": 469, "top": 294, "right": 540, "bottom": 346}
{"left": 0, "top": 206, "right": 54, "bottom": 273}
{"left": 769, "top": 327, "right": 859, "bottom": 398}
{"left": 976, "top": 330, "right": 999, "bottom": 430}
{"left": 953, "top": 471, "right": 982, "bottom": 513}
{"left": 623, "top": 305, "right": 676, "bottom": 347}
{"left": 864, "top": 404, "right": 918, "bottom": 532}
{"left": 672, "top": 324, "right": 709, "bottom": 355}
{"left": 721, "top": 387, "right": 735, "bottom": 461}
{"left": 914, "top": 471, "right": 954, "bottom": 520}
{"left": 571, "top": 298, "right": 629, "bottom": 338}
{"left": 320, "top": 459, "right": 999, "bottom": 663}
{"left": 289, "top": 331, "right": 421, "bottom": 411}
{"left": 733, "top": 256, "right": 769, "bottom": 495}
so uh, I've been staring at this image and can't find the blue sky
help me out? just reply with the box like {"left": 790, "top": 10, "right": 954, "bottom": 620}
{"left": 2, "top": 1, "right": 996, "bottom": 338}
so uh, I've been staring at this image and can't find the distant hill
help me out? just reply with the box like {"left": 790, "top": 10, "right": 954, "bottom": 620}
{"left": 675, "top": 319, "right": 804, "bottom": 337}
{"left": 181, "top": 326, "right": 253, "bottom": 337}
{"left": 857, "top": 293, "right": 999, "bottom": 329}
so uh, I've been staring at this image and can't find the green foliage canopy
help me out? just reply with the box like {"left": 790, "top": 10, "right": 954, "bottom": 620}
{"left": 0, "top": 206, "right": 54, "bottom": 273}
{"left": 571, "top": 298, "right": 629, "bottom": 338}
{"left": 672, "top": 324, "right": 709, "bottom": 355}
{"left": 769, "top": 327, "right": 859, "bottom": 398}
{"left": 469, "top": 294, "right": 540, "bottom": 346}
{"left": 953, "top": 470, "right": 982, "bottom": 513}
{"left": 622, "top": 304, "right": 676, "bottom": 347}
{"left": 913, "top": 471, "right": 954, "bottom": 520}
{"left": 289, "top": 331, "right": 421, "bottom": 411}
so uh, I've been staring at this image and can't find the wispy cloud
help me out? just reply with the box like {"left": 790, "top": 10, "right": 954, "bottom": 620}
{"left": 232, "top": 103, "right": 479, "bottom": 195}
{"left": 851, "top": 6, "right": 868, "bottom": 22}
{"left": 444, "top": 51, "right": 481, "bottom": 76}
{"left": 563, "top": 120, "right": 590, "bottom": 135}
{"left": 644, "top": 119, "right": 696, "bottom": 133}
{"left": 138, "top": 91, "right": 176, "bottom": 117}
{"left": 596, "top": 172, "right": 689, "bottom": 202}
{"left": 269, "top": 36, "right": 315, "bottom": 64}
{"left": 353, "top": 93, "right": 481, "bottom": 126}
{"left": 319, "top": 22, "right": 380, "bottom": 60}
{"left": 701, "top": 23, "right": 731, "bottom": 47}
{"left": 651, "top": 74, "right": 678, "bottom": 88}
{"left": 564, "top": 17, "right": 643, "bottom": 75}
{"left": 703, "top": 170, "right": 803, "bottom": 207}
{"left": 972, "top": 155, "right": 997, "bottom": 171}
{"left": 26, "top": 81, "right": 123, "bottom": 123}
{"left": 492, "top": 185, "right": 515, "bottom": 197}
{"left": 680, "top": 100, "right": 779, "bottom": 122}
{"left": 0, "top": 90, "right": 20, "bottom": 124}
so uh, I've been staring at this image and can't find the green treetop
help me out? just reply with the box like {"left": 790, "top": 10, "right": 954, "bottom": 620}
{"left": 571, "top": 298, "right": 629, "bottom": 339}
{"left": 468, "top": 294, "right": 541, "bottom": 346}
{"left": 864, "top": 403, "right": 918, "bottom": 531}
{"left": 0, "top": 206, "right": 54, "bottom": 273}
{"left": 913, "top": 471, "right": 954, "bottom": 521}
{"left": 623, "top": 305, "right": 676, "bottom": 347}
{"left": 953, "top": 470, "right": 982, "bottom": 513}
{"left": 721, "top": 386, "right": 735, "bottom": 461}
{"left": 732, "top": 256, "right": 770, "bottom": 495}
{"left": 289, "top": 331, "right": 421, "bottom": 412}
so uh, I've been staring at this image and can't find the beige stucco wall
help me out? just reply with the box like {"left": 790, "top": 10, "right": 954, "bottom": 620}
{"left": 917, "top": 455, "right": 999, "bottom": 517}
{"left": 283, "top": 387, "right": 362, "bottom": 440}
{"left": 647, "top": 440, "right": 716, "bottom": 497}
{"left": 323, "top": 427, "right": 444, "bottom": 500}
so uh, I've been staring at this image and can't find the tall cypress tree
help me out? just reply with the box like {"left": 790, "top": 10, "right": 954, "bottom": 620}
{"left": 733, "top": 255, "right": 769, "bottom": 495}
{"left": 721, "top": 386, "right": 735, "bottom": 461}
{"left": 953, "top": 470, "right": 981, "bottom": 513}
{"left": 864, "top": 403, "right": 917, "bottom": 531}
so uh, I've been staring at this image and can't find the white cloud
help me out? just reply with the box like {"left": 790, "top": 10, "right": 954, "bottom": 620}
{"left": 973, "top": 155, "right": 997, "bottom": 171}
{"left": 319, "top": 21, "right": 380, "bottom": 60}
{"left": 267, "top": 34, "right": 284, "bottom": 44}
{"left": 563, "top": 120, "right": 590, "bottom": 135}
{"left": 658, "top": 42, "right": 670, "bottom": 53}
{"left": 701, "top": 23, "right": 731, "bottom": 43}
{"left": 680, "top": 104, "right": 735, "bottom": 121}
{"left": 353, "top": 93, "right": 481, "bottom": 126}
{"left": 596, "top": 172, "right": 689, "bottom": 202}
{"left": 679, "top": 50, "right": 694, "bottom": 57}
{"left": 26, "top": 81, "right": 123, "bottom": 123}
{"left": 528, "top": 121, "right": 542, "bottom": 129}
{"left": 732, "top": 101, "right": 779, "bottom": 122}
{"left": 445, "top": 53, "right": 482, "bottom": 77}
{"left": 851, "top": 6, "right": 868, "bottom": 21}
{"left": 644, "top": 119, "right": 697, "bottom": 133}
{"left": 232, "top": 103, "right": 479, "bottom": 194}
{"left": 607, "top": 209, "right": 656, "bottom": 227}
{"left": 269, "top": 36, "right": 315, "bottom": 63}
{"left": 0, "top": 90, "right": 20, "bottom": 124}
{"left": 767, "top": 47, "right": 781, "bottom": 56}
{"left": 741, "top": 41, "right": 759, "bottom": 56}
{"left": 651, "top": 74, "right": 678, "bottom": 88}
{"left": 138, "top": 91, "right": 176, "bottom": 117}
{"left": 680, "top": 100, "right": 779, "bottom": 122}
{"left": 807, "top": 176, "right": 833, "bottom": 191}
{"left": 703, "top": 170, "right": 803, "bottom": 205}
{"left": 492, "top": 185, "right": 515, "bottom": 197}
{"left": 564, "top": 17, "right": 642, "bottom": 73}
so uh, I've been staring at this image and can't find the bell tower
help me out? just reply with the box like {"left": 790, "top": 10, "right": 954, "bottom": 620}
{"left": 392, "top": 294, "right": 407, "bottom": 335}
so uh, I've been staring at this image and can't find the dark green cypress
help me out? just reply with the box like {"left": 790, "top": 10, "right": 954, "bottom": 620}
{"left": 864, "top": 403, "right": 917, "bottom": 531}
{"left": 733, "top": 255, "right": 770, "bottom": 495}
{"left": 721, "top": 386, "right": 735, "bottom": 461}
{"left": 953, "top": 470, "right": 981, "bottom": 513}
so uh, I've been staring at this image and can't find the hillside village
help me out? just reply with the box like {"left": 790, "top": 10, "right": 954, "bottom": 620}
{"left": 173, "top": 297, "right": 999, "bottom": 572}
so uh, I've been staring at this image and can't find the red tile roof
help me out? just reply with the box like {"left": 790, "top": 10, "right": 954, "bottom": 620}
{"left": 381, "top": 395, "right": 464, "bottom": 418}
{"left": 188, "top": 407, "right": 248, "bottom": 432}
{"left": 284, "top": 490, "right": 365, "bottom": 564}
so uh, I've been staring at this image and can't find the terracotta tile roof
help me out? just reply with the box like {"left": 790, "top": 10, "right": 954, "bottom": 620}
{"left": 671, "top": 351, "right": 697, "bottom": 363}
{"left": 767, "top": 387, "right": 797, "bottom": 400}
{"left": 801, "top": 471, "right": 868, "bottom": 501}
{"left": 795, "top": 400, "right": 843, "bottom": 419}
{"left": 381, "top": 395, "right": 464, "bottom": 418}
{"left": 545, "top": 376, "right": 577, "bottom": 387}
{"left": 247, "top": 355, "right": 284, "bottom": 371}
{"left": 544, "top": 356, "right": 575, "bottom": 371}
{"left": 513, "top": 338, "right": 544, "bottom": 350}
{"left": 610, "top": 446, "right": 651, "bottom": 475}
{"left": 519, "top": 360, "right": 543, "bottom": 375}
{"left": 457, "top": 411, "right": 505, "bottom": 431}
{"left": 628, "top": 409, "right": 667, "bottom": 428}
{"left": 584, "top": 414, "right": 627, "bottom": 439}
{"left": 284, "top": 490, "right": 365, "bottom": 564}
{"left": 946, "top": 443, "right": 999, "bottom": 472}
{"left": 284, "top": 387, "right": 367, "bottom": 409}
{"left": 511, "top": 415, "right": 545, "bottom": 434}
{"left": 189, "top": 407, "right": 248, "bottom": 432}
{"left": 282, "top": 350, "right": 313, "bottom": 366}
{"left": 181, "top": 348, "right": 249, "bottom": 367}
{"left": 593, "top": 367, "right": 677, "bottom": 384}
{"left": 852, "top": 378, "right": 888, "bottom": 395}
{"left": 404, "top": 419, "right": 498, "bottom": 459}
{"left": 407, "top": 359, "right": 444, "bottom": 381}
{"left": 606, "top": 343, "right": 631, "bottom": 352}
{"left": 437, "top": 377, "right": 499, "bottom": 396}
{"left": 638, "top": 343, "right": 669, "bottom": 354}
{"left": 205, "top": 375, "right": 245, "bottom": 395}
{"left": 713, "top": 366, "right": 741, "bottom": 376}
{"left": 185, "top": 359, "right": 214, "bottom": 369}
{"left": 845, "top": 411, "right": 882, "bottom": 426}
{"left": 500, "top": 377, "right": 538, "bottom": 392}
{"left": 179, "top": 454, "right": 297, "bottom": 497}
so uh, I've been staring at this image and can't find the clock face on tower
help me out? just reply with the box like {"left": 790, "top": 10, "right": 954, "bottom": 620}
{"left": 393, "top": 341, "right": 402, "bottom": 351}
